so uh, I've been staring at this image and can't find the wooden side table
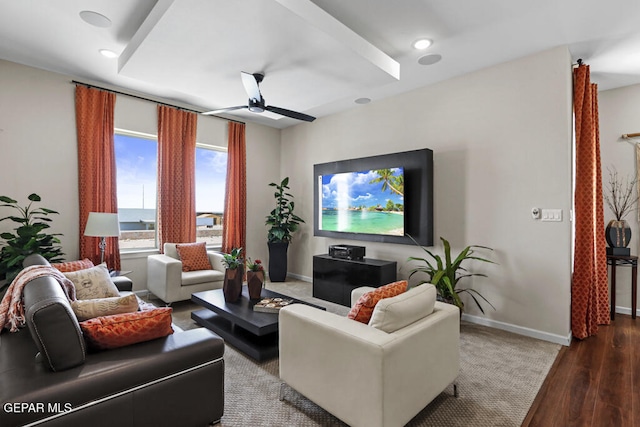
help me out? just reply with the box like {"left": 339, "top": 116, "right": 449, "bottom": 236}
{"left": 606, "top": 254, "right": 638, "bottom": 320}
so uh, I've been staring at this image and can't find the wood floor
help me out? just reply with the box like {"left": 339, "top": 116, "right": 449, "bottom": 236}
{"left": 522, "top": 314, "right": 639, "bottom": 427}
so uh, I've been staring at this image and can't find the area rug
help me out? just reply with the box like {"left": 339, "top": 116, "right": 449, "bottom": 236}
{"left": 164, "top": 281, "right": 560, "bottom": 426}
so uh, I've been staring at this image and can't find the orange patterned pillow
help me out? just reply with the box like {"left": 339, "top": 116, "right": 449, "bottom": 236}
{"left": 52, "top": 258, "right": 94, "bottom": 273}
{"left": 79, "top": 307, "right": 174, "bottom": 350}
{"left": 348, "top": 280, "right": 408, "bottom": 324}
{"left": 176, "top": 242, "right": 212, "bottom": 272}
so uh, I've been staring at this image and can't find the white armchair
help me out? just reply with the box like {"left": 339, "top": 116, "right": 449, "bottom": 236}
{"left": 147, "top": 243, "right": 226, "bottom": 303}
{"left": 279, "top": 285, "right": 460, "bottom": 427}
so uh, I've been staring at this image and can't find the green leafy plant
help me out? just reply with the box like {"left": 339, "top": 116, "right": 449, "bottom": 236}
{"left": 246, "top": 258, "right": 264, "bottom": 272}
{"left": 0, "top": 193, "right": 64, "bottom": 285}
{"left": 265, "top": 177, "right": 305, "bottom": 243}
{"left": 407, "top": 235, "right": 496, "bottom": 314}
{"left": 221, "top": 247, "right": 243, "bottom": 270}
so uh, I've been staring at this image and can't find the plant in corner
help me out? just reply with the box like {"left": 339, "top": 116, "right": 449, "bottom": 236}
{"left": 265, "top": 177, "right": 304, "bottom": 282}
{"left": 221, "top": 247, "right": 244, "bottom": 302}
{"left": 407, "top": 235, "right": 496, "bottom": 314}
{"left": 0, "top": 194, "right": 64, "bottom": 290}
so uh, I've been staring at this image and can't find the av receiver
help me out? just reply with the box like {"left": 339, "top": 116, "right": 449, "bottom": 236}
{"left": 328, "top": 245, "right": 366, "bottom": 261}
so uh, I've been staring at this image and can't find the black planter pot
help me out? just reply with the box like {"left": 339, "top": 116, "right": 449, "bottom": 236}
{"left": 605, "top": 220, "right": 632, "bottom": 256}
{"left": 268, "top": 241, "right": 289, "bottom": 282}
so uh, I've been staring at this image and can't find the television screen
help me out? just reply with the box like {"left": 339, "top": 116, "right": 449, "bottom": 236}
{"left": 318, "top": 168, "right": 404, "bottom": 236}
{"left": 313, "top": 148, "right": 433, "bottom": 246}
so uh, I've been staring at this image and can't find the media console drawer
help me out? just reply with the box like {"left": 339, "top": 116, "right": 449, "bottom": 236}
{"left": 312, "top": 254, "right": 397, "bottom": 306}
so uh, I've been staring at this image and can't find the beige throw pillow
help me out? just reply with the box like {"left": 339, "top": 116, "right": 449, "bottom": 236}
{"left": 71, "top": 294, "right": 139, "bottom": 321}
{"left": 368, "top": 285, "right": 437, "bottom": 333}
{"left": 64, "top": 263, "right": 120, "bottom": 300}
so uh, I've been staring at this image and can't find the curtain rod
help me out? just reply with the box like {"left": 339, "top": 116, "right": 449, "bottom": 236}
{"left": 622, "top": 133, "right": 640, "bottom": 139}
{"left": 71, "top": 80, "right": 245, "bottom": 125}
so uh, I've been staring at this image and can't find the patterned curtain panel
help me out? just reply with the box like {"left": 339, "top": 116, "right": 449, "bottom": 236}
{"left": 157, "top": 105, "right": 197, "bottom": 249}
{"left": 572, "top": 64, "right": 609, "bottom": 339}
{"left": 75, "top": 85, "right": 121, "bottom": 270}
{"left": 221, "top": 122, "right": 247, "bottom": 255}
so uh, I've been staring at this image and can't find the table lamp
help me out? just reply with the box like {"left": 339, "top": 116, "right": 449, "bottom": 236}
{"left": 84, "top": 212, "right": 120, "bottom": 264}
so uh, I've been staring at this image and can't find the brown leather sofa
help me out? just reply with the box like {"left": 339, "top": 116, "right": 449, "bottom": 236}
{"left": 0, "top": 255, "right": 224, "bottom": 427}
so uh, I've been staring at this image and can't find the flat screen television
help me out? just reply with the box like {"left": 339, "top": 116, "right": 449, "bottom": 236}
{"left": 318, "top": 168, "right": 405, "bottom": 236}
{"left": 314, "top": 149, "right": 433, "bottom": 246}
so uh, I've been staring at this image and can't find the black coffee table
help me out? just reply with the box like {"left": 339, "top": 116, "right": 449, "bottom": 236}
{"left": 191, "top": 286, "right": 325, "bottom": 361}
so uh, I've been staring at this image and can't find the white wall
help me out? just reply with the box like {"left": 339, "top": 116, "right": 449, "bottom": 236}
{"left": 281, "top": 47, "right": 574, "bottom": 343}
{"left": 0, "top": 60, "right": 79, "bottom": 256}
{"left": 599, "top": 83, "right": 640, "bottom": 316}
{"left": 0, "top": 59, "right": 281, "bottom": 291}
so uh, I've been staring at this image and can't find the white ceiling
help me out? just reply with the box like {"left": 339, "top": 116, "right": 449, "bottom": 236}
{"left": 1, "top": 0, "right": 640, "bottom": 129}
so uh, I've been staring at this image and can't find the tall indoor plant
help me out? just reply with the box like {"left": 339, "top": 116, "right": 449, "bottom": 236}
{"left": 603, "top": 166, "right": 638, "bottom": 255}
{"left": 265, "top": 177, "right": 304, "bottom": 282}
{"left": 408, "top": 235, "right": 496, "bottom": 314}
{"left": 0, "top": 193, "right": 64, "bottom": 289}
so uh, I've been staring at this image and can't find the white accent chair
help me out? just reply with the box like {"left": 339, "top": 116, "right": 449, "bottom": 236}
{"left": 147, "top": 243, "right": 226, "bottom": 303}
{"left": 279, "top": 285, "right": 460, "bottom": 427}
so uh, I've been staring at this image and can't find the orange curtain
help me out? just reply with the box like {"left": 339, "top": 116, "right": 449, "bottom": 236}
{"left": 157, "top": 106, "right": 197, "bottom": 249}
{"left": 75, "top": 85, "right": 121, "bottom": 270}
{"left": 222, "top": 122, "right": 247, "bottom": 254}
{"left": 572, "top": 63, "right": 609, "bottom": 339}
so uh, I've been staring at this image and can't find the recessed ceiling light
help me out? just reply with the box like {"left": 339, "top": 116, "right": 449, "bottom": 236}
{"left": 355, "top": 98, "right": 371, "bottom": 105}
{"left": 418, "top": 54, "right": 442, "bottom": 66}
{"left": 412, "top": 39, "right": 432, "bottom": 50}
{"left": 79, "top": 10, "right": 112, "bottom": 28}
{"left": 99, "top": 49, "right": 118, "bottom": 59}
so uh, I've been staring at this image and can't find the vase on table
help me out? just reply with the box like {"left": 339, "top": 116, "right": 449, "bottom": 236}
{"left": 223, "top": 268, "right": 244, "bottom": 302}
{"left": 247, "top": 270, "right": 265, "bottom": 300}
{"left": 605, "top": 219, "right": 632, "bottom": 256}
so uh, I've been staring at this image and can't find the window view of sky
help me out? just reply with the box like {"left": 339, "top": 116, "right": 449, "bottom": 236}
{"left": 114, "top": 134, "right": 227, "bottom": 212}
{"left": 195, "top": 146, "right": 227, "bottom": 212}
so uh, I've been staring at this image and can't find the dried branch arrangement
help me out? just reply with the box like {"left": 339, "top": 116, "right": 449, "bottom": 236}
{"left": 604, "top": 167, "right": 639, "bottom": 221}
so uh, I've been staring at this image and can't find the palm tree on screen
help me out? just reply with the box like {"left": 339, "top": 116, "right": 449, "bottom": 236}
{"left": 370, "top": 169, "right": 404, "bottom": 196}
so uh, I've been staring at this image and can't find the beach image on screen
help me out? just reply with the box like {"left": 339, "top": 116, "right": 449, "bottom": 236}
{"left": 319, "top": 168, "right": 404, "bottom": 235}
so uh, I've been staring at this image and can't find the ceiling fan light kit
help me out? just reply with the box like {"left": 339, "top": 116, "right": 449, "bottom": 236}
{"left": 203, "top": 71, "right": 316, "bottom": 122}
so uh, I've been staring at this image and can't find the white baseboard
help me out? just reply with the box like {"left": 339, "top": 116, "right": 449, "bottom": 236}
{"left": 461, "top": 313, "right": 572, "bottom": 347}
{"left": 615, "top": 305, "right": 640, "bottom": 317}
{"left": 282, "top": 272, "right": 312, "bottom": 283}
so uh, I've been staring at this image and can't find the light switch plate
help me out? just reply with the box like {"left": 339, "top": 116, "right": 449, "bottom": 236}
{"left": 541, "top": 209, "right": 562, "bottom": 222}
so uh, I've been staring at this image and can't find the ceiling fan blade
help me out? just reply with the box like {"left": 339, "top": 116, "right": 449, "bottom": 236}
{"left": 265, "top": 105, "right": 316, "bottom": 122}
{"left": 201, "top": 105, "right": 248, "bottom": 116}
{"left": 241, "top": 71, "right": 262, "bottom": 102}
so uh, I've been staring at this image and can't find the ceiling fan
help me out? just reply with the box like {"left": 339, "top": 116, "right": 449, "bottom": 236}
{"left": 202, "top": 71, "right": 316, "bottom": 122}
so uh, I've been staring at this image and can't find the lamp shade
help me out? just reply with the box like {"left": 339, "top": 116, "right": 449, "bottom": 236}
{"left": 84, "top": 212, "right": 120, "bottom": 237}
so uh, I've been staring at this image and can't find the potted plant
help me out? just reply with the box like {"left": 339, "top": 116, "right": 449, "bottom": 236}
{"left": 221, "top": 247, "right": 244, "bottom": 302}
{"left": 265, "top": 177, "right": 305, "bottom": 282}
{"left": 246, "top": 258, "right": 265, "bottom": 299}
{"left": 407, "top": 235, "right": 496, "bottom": 314}
{"left": 0, "top": 193, "right": 64, "bottom": 292}
{"left": 603, "top": 166, "right": 638, "bottom": 256}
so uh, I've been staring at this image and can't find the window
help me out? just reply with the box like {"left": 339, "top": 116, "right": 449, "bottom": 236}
{"left": 195, "top": 145, "right": 227, "bottom": 247}
{"left": 114, "top": 130, "right": 227, "bottom": 250}
{"left": 114, "top": 131, "right": 158, "bottom": 250}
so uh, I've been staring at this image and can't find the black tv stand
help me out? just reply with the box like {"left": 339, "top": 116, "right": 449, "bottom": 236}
{"left": 312, "top": 254, "right": 397, "bottom": 306}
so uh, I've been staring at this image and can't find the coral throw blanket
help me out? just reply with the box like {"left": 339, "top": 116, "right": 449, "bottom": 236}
{"left": 0, "top": 265, "right": 76, "bottom": 333}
